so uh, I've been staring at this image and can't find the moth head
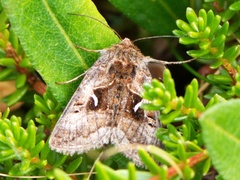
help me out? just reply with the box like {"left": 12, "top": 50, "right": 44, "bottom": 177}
{"left": 108, "top": 60, "right": 136, "bottom": 76}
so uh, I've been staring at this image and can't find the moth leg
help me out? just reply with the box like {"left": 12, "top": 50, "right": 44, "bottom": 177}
{"left": 56, "top": 71, "right": 87, "bottom": 85}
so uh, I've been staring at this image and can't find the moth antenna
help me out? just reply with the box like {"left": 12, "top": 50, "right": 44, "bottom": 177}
{"left": 74, "top": 44, "right": 102, "bottom": 53}
{"left": 133, "top": 36, "right": 196, "bottom": 65}
{"left": 56, "top": 71, "right": 87, "bottom": 85}
{"left": 68, "top": 13, "right": 122, "bottom": 40}
{"left": 133, "top": 35, "right": 178, "bottom": 43}
{"left": 145, "top": 57, "right": 196, "bottom": 65}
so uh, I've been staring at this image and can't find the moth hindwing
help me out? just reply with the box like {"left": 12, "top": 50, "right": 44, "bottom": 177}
{"left": 49, "top": 38, "right": 163, "bottom": 166}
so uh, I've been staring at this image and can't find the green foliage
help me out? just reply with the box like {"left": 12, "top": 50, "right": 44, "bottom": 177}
{"left": 0, "top": 11, "right": 33, "bottom": 107}
{"left": 34, "top": 92, "right": 62, "bottom": 129}
{"left": 173, "top": 8, "right": 229, "bottom": 59}
{"left": 142, "top": 69, "right": 204, "bottom": 124}
{"left": 1, "top": 0, "right": 119, "bottom": 106}
{"left": 200, "top": 99, "right": 240, "bottom": 180}
{"left": 109, "top": 0, "right": 188, "bottom": 35}
{"left": 0, "top": 0, "right": 240, "bottom": 179}
{"left": 173, "top": 6, "right": 240, "bottom": 99}
{"left": 0, "top": 108, "right": 47, "bottom": 175}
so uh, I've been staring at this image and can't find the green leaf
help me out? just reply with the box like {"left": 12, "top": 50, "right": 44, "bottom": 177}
{"left": 52, "top": 153, "right": 67, "bottom": 167}
{"left": 202, "top": 158, "right": 211, "bottom": 175}
{"left": 18, "top": 128, "right": 28, "bottom": 146}
{"left": 229, "top": 1, "right": 240, "bottom": 11}
{"left": 0, "top": 58, "right": 15, "bottom": 66}
{"left": 127, "top": 163, "right": 136, "bottom": 180}
{"left": 161, "top": 110, "right": 181, "bottom": 124}
{"left": 201, "top": 27, "right": 211, "bottom": 38}
{"left": 118, "top": 169, "right": 155, "bottom": 180}
{"left": 1, "top": 107, "right": 10, "bottom": 119}
{"left": 198, "top": 9, "right": 207, "bottom": 31}
{"left": 187, "top": 31, "right": 199, "bottom": 38}
{"left": 66, "top": 157, "right": 82, "bottom": 173}
{"left": 182, "top": 165, "right": 194, "bottom": 179}
{"left": 197, "top": 17, "right": 205, "bottom": 32}
{"left": 109, "top": 0, "right": 188, "bottom": 35}
{"left": 4, "top": 85, "right": 29, "bottom": 106}
{"left": 177, "top": 142, "right": 186, "bottom": 161}
{"left": 10, "top": 116, "right": 21, "bottom": 141}
{"left": 0, "top": 149, "right": 15, "bottom": 162}
{"left": 163, "top": 69, "right": 176, "bottom": 99}
{"left": 183, "top": 84, "right": 193, "bottom": 108}
{"left": 15, "top": 74, "right": 27, "bottom": 88}
{"left": 138, "top": 148, "right": 161, "bottom": 174}
{"left": 187, "top": 49, "right": 209, "bottom": 58}
{"left": 23, "top": 120, "right": 36, "bottom": 150}
{"left": 176, "top": 19, "right": 193, "bottom": 32}
{"left": 208, "top": 14, "right": 221, "bottom": 37}
{"left": 223, "top": 45, "right": 240, "bottom": 63}
{"left": 53, "top": 168, "right": 72, "bottom": 180}
{"left": 34, "top": 94, "right": 51, "bottom": 115}
{"left": 95, "top": 161, "right": 126, "bottom": 180}
{"left": 31, "top": 140, "right": 45, "bottom": 157}
{"left": 2, "top": 0, "right": 119, "bottom": 106}
{"left": 20, "top": 158, "right": 31, "bottom": 171}
{"left": 172, "top": 29, "right": 187, "bottom": 37}
{"left": 186, "top": 7, "right": 198, "bottom": 25}
{"left": 221, "top": 9, "right": 235, "bottom": 22}
{"left": 146, "top": 145, "right": 183, "bottom": 177}
{"left": 179, "top": 37, "right": 200, "bottom": 45}
{"left": 211, "top": 34, "right": 226, "bottom": 48}
{"left": 216, "top": 22, "right": 229, "bottom": 36}
{"left": 199, "top": 99, "right": 240, "bottom": 180}
{"left": 190, "top": 79, "right": 198, "bottom": 108}
{"left": 0, "top": 68, "right": 14, "bottom": 80}
{"left": 199, "top": 40, "right": 210, "bottom": 50}
{"left": 206, "top": 74, "right": 232, "bottom": 85}
{"left": 228, "top": 18, "right": 240, "bottom": 35}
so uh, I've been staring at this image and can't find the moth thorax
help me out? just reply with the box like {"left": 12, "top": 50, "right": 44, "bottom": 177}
{"left": 109, "top": 60, "right": 136, "bottom": 75}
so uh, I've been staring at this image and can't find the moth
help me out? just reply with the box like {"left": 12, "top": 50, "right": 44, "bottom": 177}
{"left": 49, "top": 37, "right": 165, "bottom": 166}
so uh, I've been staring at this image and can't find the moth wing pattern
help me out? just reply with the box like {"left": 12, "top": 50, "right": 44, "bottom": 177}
{"left": 49, "top": 38, "right": 163, "bottom": 166}
{"left": 111, "top": 55, "right": 162, "bottom": 165}
{"left": 49, "top": 51, "right": 115, "bottom": 155}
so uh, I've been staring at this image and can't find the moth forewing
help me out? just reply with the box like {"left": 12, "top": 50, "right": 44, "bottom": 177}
{"left": 49, "top": 38, "right": 163, "bottom": 166}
